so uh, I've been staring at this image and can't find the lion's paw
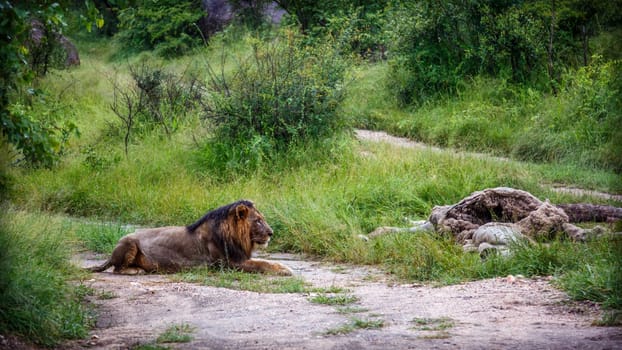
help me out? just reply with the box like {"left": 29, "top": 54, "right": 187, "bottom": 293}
{"left": 273, "top": 263, "right": 294, "bottom": 276}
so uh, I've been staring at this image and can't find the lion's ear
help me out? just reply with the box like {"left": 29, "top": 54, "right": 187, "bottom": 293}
{"left": 234, "top": 204, "right": 249, "bottom": 220}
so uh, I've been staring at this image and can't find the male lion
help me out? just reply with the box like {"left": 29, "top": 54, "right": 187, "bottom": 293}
{"left": 87, "top": 200, "right": 293, "bottom": 276}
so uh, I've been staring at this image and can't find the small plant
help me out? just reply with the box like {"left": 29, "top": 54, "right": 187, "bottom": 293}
{"left": 336, "top": 306, "right": 369, "bottom": 314}
{"left": 309, "top": 294, "right": 359, "bottom": 306}
{"left": 97, "top": 290, "right": 118, "bottom": 300}
{"left": 132, "top": 344, "right": 170, "bottom": 350}
{"left": 411, "top": 317, "right": 455, "bottom": 331}
{"left": 411, "top": 317, "right": 454, "bottom": 339}
{"left": 325, "top": 318, "right": 384, "bottom": 335}
{"left": 156, "top": 323, "right": 195, "bottom": 344}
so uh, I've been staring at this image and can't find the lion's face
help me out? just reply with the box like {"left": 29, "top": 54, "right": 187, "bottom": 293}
{"left": 233, "top": 203, "right": 274, "bottom": 249}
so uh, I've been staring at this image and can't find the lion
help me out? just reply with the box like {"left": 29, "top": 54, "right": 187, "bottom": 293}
{"left": 87, "top": 200, "right": 293, "bottom": 276}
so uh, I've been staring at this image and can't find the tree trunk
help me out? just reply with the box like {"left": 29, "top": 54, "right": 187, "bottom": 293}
{"left": 547, "top": 0, "right": 558, "bottom": 95}
{"left": 581, "top": 24, "right": 589, "bottom": 66}
{"left": 556, "top": 203, "right": 622, "bottom": 222}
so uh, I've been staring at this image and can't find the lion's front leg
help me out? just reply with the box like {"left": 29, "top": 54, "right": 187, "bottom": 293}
{"left": 237, "top": 259, "right": 293, "bottom": 276}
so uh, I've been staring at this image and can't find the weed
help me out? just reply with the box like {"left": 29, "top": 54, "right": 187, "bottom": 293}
{"left": 411, "top": 317, "right": 455, "bottom": 331}
{"left": 336, "top": 306, "right": 369, "bottom": 314}
{"left": 309, "top": 294, "right": 359, "bottom": 306}
{"left": 97, "top": 290, "right": 118, "bottom": 300}
{"left": 132, "top": 344, "right": 170, "bottom": 350}
{"left": 325, "top": 318, "right": 384, "bottom": 335}
{"left": 156, "top": 323, "right": 195, "bottom": 343}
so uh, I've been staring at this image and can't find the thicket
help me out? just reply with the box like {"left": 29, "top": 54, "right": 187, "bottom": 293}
{"left": 0, "top": 1, "right": 81, "bottom": 168}
{"left": 385, "top": 0, "right": 622, "bottom": 105}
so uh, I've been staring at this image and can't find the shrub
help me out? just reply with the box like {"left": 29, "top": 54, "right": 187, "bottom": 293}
{"left": 116, "top": 0, "right": 204, "bottom": 57}
{"left": 110, "top": 60, "right": 202, "bottom": 154}
{"left": 200, "top": 30, "right": 349, "bottom": 175}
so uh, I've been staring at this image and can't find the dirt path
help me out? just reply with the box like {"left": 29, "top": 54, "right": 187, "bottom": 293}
{"left": 67, "top": 253, "right": 621, "bottom": 349}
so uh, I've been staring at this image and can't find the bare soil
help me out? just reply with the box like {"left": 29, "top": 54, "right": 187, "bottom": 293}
{"left": 65, "top": 252, "right": 621, "bottom": 350}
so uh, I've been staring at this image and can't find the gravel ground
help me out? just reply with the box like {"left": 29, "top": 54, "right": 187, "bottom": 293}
{"left": 63, "top": 252, "right": 621, "bottom": 350}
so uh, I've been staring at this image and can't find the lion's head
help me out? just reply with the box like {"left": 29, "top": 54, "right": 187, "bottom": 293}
{"left": 230, "top": 200, "right": 274, "bottom": 249}
{"left": 187, "top": 200, "right": 274, "bottom": 263}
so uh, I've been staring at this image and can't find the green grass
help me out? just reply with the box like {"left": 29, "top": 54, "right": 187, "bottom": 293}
{"left": 156, "top": 323, "right": 195, "bottom": 344}
{"left": 0, "top": 209, "right": 93, "bottom": 347}
{"left": 411, "top": 317, "right": 454, "bottom": 339}
{"left": 74, "top": 221, "right": 132, "bottom": 253}
{"left": 173, "top": 267, "right": 308, "bottom": 293}
{"left": 344, "top": 63, "right": 622, "bottom": 176}
{"left": 411, "top": 317, "right": 455, "bottom": 331}
{"left": 309, "top": 294, "right": 359, "bottom": 306}
{"left": 325, "top": 318, "right": 384, "bottom": 335}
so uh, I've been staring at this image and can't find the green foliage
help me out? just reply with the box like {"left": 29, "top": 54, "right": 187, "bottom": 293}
{"left": 304, "top": 4, "right": 388, "bottom": 61}
{"left": 116, "top": 0, "right": 203, "bottom": 57}
{"left": 0, "top": 1, "right": 79, "bottom": 168}
{"left": 309, "top": 294, "right": 358, "bottom": 306}
{"left": 199, "top": 30, "right": 349, "bottom": 175}
{"left": 384, "top": 0, "right": 622, "bottom": 105}
{"left": 26, "top": 2, "right": 68, "bottom": 76}
{"left": 0, "top": 209, "right": 93, "bottom": 347}
{"left": 5, "top": 90, "right": 79, "bottom": 167}
{"left": 347, "top": 61, "right": 622, "bottom": 173}
{"left": 324, "top": 317, "right": 384, "bottom": 335}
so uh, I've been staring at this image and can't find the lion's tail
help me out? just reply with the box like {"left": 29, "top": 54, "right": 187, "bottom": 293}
{"left": 86, "top": 259, "right": 113, "bottom": 273}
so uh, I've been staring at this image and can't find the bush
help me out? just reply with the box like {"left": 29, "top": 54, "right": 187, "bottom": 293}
{"left": 110, "top": 60, "right": 202, "bottom": 154}
{"left": 116, "top": 0, "right": 204, "bottom": 57}
{"left": 200, "top": 31, "right": 349, "bottom": 175}
{"left": 5, "top": 89, "right": 78, "bottom": 167}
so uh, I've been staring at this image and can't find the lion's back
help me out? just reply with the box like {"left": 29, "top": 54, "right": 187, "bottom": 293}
{"left": 128, "top": 226, "right": 212, "bottom": 269}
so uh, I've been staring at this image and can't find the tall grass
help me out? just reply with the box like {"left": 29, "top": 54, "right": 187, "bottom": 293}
{"left": 0, "top": 209, "right": 93, "bottom": 347}
{"left": 345, "top": 61, "right": 622, "bottom": 175}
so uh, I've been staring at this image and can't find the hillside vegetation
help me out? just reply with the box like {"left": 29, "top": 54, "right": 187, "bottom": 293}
{"left": 1, "top": 1, "right": 621, "bottom": 346}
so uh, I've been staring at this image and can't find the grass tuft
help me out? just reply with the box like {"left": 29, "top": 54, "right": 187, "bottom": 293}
{"left": 309, "top": 294, "right": 359, "bottom": 306}
{"left": 174, "top": 266, "right": 308, "bottom": 293}
{"left": 156, "top": 323, "right": 195, "bottom": 344}
{"left": 325, "top": 318, "right": 384, "bottom": 335}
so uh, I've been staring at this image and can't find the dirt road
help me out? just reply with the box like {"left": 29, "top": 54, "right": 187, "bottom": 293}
{"left": 69, "top": 253, "right": 621, "bottom": 349}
